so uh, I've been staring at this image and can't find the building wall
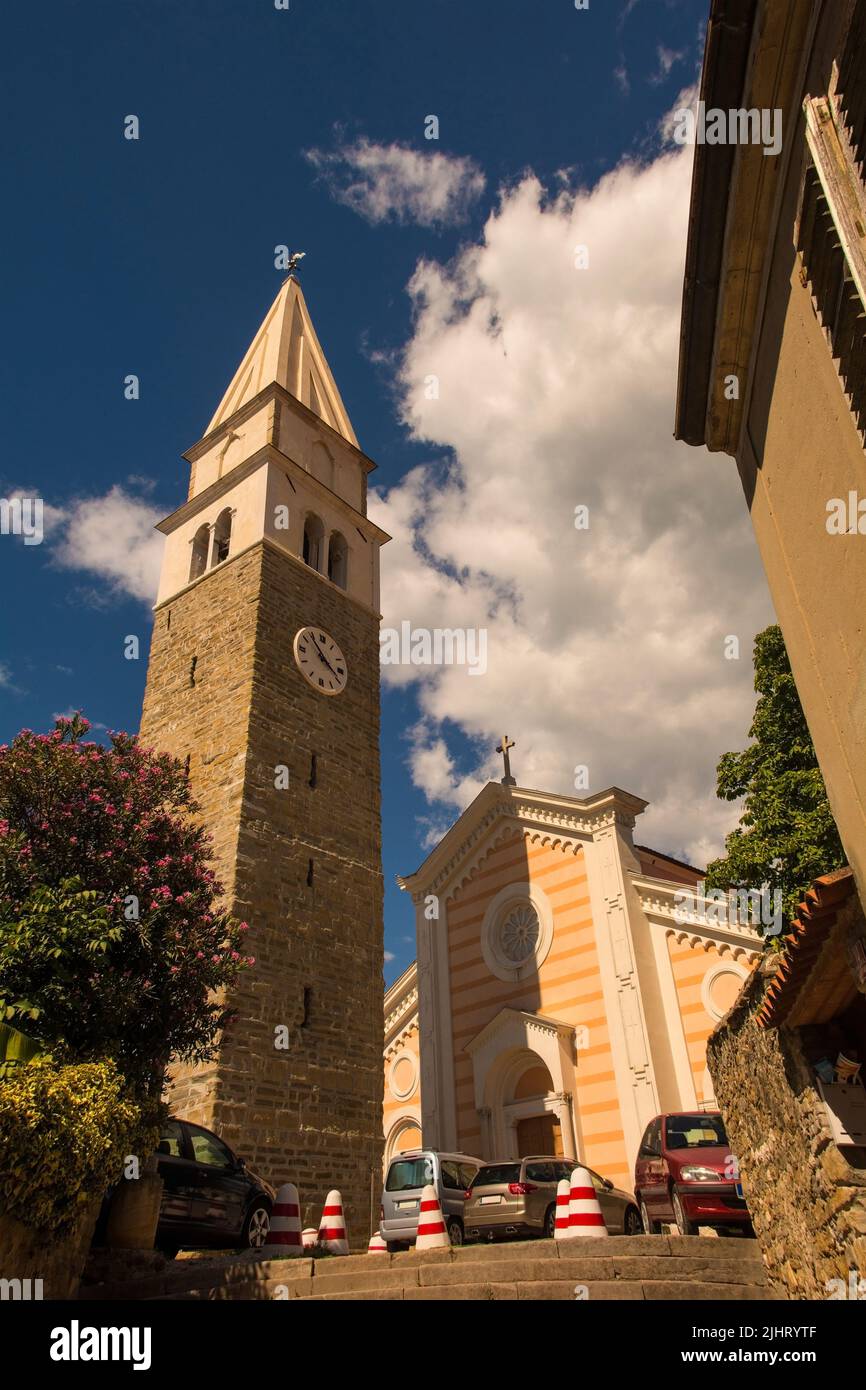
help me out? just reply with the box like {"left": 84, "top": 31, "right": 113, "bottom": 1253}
{"left": 383, "top": 1020, "right": 422, "bottom": 1163}
{"left": 141, "top": 538, "right": 384, "bottom": 1240}
{"left": 708, "top": 967, "right": 866, "bottom": 1300}
{"left": 444, "top": 829, "right": 630, "bottom": 1184}
{"left": 745, "top": 234, "right": 866, "bottom": 903}
{"left": 737, "top": 21, "right": 866, "bottom": 905}
{"left": 665, "top": 934, "right": 751, "bottom": 1107}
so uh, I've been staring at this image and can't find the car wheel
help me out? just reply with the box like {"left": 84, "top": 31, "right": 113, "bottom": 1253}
{"left": 623, "top": 1205, "right": 643, "bottom": 1236}
{"left": 242, "top": 1202, "right": 271, "bottom": 1249}
{"left": 671, "top": 1189, "right": 697, "bottom": 1237}
{"left": 446, "top": 1218, "right": 464, "bottom": 1248}
{"left": 639, "top": 1196, "right": 660, "bottom": 1235}
{"left": 158, "top": 1246, "right": 179, "bottom": 1260}
{"left": 543, "top": 1204, "right": 556, "bottom": 1240}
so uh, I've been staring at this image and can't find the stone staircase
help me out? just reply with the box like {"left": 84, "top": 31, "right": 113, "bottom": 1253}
{"left": 80, "top": 1235, "right": 780, "bottom": 1302}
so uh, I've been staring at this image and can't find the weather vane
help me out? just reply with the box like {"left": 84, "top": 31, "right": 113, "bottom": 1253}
{"left": 284, "top": 250, "right": 306, "bottom": 281}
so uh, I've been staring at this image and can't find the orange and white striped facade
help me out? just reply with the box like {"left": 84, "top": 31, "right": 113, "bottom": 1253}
{"left": 388, "top": 782, "right": 761, "bottom": 1190}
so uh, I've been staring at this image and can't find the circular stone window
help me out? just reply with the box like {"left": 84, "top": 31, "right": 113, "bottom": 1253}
{"left": 388, "top": 1050, "right": 418, "bottom": 1101}
{"left": 498, "top": 902, "right": 541, "bottom": 963}
{"left": 481, "top": 882, "right": 554, "bottom": 983}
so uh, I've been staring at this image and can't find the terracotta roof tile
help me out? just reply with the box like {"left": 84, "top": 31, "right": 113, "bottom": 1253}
{"left": 757, "top": 867, "right": 856, "bottom": 1028}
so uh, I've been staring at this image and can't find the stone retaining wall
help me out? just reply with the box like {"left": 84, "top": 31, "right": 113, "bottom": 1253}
{"left": 707, "top": 969, "right": 866, "bottom": 1299}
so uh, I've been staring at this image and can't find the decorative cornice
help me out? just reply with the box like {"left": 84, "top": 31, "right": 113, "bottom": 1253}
{"left": 631, "top": 873, "right": 764, "bottom": 950}
{"left": 398, "top": 784, "right": 648, "bottom": 902}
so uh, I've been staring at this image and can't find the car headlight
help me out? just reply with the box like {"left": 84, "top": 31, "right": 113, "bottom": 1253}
{"left": 679, "top": 1166, "right": 720, "bottom": 1182}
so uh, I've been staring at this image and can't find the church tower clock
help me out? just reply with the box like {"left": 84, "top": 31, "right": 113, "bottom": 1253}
{"left": 140, "top": 275, "right": 389, "bottom": 1236}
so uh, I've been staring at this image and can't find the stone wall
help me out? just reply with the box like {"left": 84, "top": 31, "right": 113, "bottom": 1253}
{"left": 707, "top": 969, "right": 866, "bottom": 1299}
{"left": 0, "top": 1198, "right": 101, "bottom": 1300}
{"left": 140, "top": 537, "right": 384, "bottom": 1246}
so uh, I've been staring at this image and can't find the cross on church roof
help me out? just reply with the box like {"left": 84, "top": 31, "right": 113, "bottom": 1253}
{"left": 497, "top": 734, "right": 517, "bottom": 787}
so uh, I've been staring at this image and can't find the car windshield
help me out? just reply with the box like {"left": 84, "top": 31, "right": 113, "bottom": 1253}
{"left": 386, "top": 1157, "right": 433, "bottom": 1192}
{"left": 473, "top": 1163, "right": 521, "bottom": 1187}
{"left": 666, "top": 1116, "right": 728, "bottom": 1149}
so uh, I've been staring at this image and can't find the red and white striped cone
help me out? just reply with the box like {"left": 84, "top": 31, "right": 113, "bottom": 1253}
{"left": 568, "top": 1166, "right": 608, "bottom": 1238}
{"left": 415, "top": 1183, "right": 450, "bottom": 1251}
{"left": 301, "top": 1228, "right": 318, "bottom": 1250}
{"left": 367, "top": 1232, "right": 388, "bottom": 1255}
{"left": 317, "top": 1190, "right": 349, "bottom": 1255}
{"left": 553, "top": 1178, "right": 574, "bottom": 1240}
{"left": 261, "top": 1182, "right": 304, "bottom": 1256}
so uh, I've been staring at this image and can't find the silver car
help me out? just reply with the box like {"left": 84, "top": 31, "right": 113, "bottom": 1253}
{"left": 379, "top": 1149, "right": 483, "bottom": 1249}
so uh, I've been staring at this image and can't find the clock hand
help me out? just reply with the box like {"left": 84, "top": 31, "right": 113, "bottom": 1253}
{"left": 313, "top": 639, "right": 340, "bottom": 679}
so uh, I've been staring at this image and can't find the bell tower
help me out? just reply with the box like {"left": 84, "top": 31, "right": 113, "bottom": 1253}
{"left": 140, "top": 275, "right": 389, "bottom": 1236}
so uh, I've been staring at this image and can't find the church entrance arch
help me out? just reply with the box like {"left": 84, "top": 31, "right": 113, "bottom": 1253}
{"left": 466, "top": 1010, "right": 578, "bottom": 1160}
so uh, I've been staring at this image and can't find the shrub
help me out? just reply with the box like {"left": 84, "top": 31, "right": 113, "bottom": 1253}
{"left": 0, "top": 714, "right": 253, "bottom": 1098}
{"left": 0, "top": 1059, "right": 143, "bottom": 1236}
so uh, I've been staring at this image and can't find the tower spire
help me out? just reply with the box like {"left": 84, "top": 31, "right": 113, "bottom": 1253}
{"left": 205, "top": 276, "right": 358, "bottom": 446}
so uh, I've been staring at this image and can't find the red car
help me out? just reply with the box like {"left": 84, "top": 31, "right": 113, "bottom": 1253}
{"left": 634, "top": 1111, "right": 752, "bottom": 1236}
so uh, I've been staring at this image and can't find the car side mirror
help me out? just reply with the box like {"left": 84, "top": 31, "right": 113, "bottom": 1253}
{"left": 234, "top": 1155, "right": 246, "bottom": 1171}
{"left": 603, "top": 1178, "right": 613, "bottom": 1190}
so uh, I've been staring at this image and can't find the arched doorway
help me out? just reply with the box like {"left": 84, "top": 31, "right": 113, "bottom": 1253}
{"left": 511, "top": 1062, "right": 564, "bottom": 1157}
{"left": 466, "top": 1008, "right": 578, "bottom": 1160}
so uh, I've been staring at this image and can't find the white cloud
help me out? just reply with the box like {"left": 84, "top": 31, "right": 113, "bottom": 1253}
{"left": 50, "top": 485, "right": 164, "bottom": 604}
{"left": 614, "top": 64, "right": 630, "bottom": 96}
{"left": 305, "top": 138, "right": 485, "bottom": 228}
{"left": 384, "top": 950, "right": 396, "bottom": 963}
{"left": 0, "top": 663, "right": 12, "bottom": 688}
{"left": 650, "top": 45, "right": 686, "bottom": 86}
{"left": 370, "top": 139, "right": 774, "bottom": 867}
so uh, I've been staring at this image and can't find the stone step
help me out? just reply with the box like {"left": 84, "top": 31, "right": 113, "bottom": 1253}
{"left": 81, "top": 1235, "right": 771, "bottom": 1302}
{"left": 299, "top": 1281, "right": 780, "bottom": 1302}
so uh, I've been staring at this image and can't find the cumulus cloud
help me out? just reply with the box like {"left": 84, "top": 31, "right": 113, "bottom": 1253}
{"left": 305, "top": 138, "right": 485, "bottom": 228}
{"left": 370, "top": 142, "right": 774, "bottom": 867}
{"left": 50, "top": 485, "right": 164, "bottom": 605}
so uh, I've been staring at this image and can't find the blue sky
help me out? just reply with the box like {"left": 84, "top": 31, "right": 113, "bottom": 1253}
{"left": 1, "top": 0, "right": 775, "bottom": 986}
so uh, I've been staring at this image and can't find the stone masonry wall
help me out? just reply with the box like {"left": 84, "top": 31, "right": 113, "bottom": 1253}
{"left": 140, "top": 538, "right": 384, "bottom": 1245}
{"left": 707, "top": 970, "right": 866, "bottom": 1299}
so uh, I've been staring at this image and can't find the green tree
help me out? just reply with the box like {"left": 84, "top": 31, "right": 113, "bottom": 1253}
{"left": 705, "top": 625, "right": 846, "bottom": 929}
{"left": 0, "top": 714, "right": 253, "bottom": 1099}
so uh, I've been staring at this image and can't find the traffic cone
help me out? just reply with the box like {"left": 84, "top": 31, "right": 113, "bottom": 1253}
{"left": 317, "top": 1190, "right": 349, "bottom": 1255}
{"left": 553, "top": 1177, "right": 573, "bottom": 1240}
{"left": 262, "top": 1181, "right": 304, "bottom": 1256}
{"left": 568, "top": 1166, "right": 608, "bottom": 1238}
{"left": 367, "top": 1232, "right": 388, "bottom": 1255}
{"left": 301, "top": 1228, "right": 318, "bottom": 1249}
{"left": 415, "top": 1184, "right": 450, "bottom": 1251}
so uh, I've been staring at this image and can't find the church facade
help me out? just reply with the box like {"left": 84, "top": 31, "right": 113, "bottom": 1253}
{"left": 140, "top": 276, "right": 389, "bottom": 1233}
{"left": 385, "top": 780, "right": 761, "bottom": 1190}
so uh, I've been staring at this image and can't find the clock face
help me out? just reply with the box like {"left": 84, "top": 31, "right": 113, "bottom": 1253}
{"left": 293, "top": 626, "right": 348, "bottom": 696}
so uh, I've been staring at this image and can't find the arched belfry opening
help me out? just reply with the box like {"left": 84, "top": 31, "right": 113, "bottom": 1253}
{"left": 211, "top": 509, "right": 232, "bottom": 567}
{"left": 328, "top": 531, "right": 348, "bottom": 589}
{"left": 302, "top": 513, "right": 325, "bottom": 572}
{"left": 189, "top": 524, "right": 210, "bottom": 582}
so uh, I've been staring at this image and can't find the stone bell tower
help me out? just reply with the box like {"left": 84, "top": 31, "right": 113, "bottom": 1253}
{"left": 140, "top": 274, "right": 389, "bottom": 1236}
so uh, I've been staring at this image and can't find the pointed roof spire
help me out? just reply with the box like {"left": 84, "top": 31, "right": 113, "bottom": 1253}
{"left": 205, "top": 276, "right": 359, "bottom": 446}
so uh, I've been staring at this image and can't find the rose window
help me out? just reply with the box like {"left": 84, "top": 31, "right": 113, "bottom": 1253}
{"left": 498, "top": 903, "right": 540, "bottom": 963}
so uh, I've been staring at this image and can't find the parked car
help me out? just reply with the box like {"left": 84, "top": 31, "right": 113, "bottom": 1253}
{"left": 379, "top": 1149, "right": 483, "bottom": 1249}
{"left": 634, "top": 1111, "right": 752, "bottom": 1236}
{"left": 153, "top": 1117, "right": 275, "bottom": 1256}
{"left": 463, "top": 1156, "right": 642, "bottom": 1241}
